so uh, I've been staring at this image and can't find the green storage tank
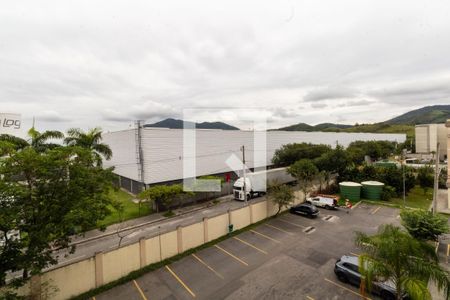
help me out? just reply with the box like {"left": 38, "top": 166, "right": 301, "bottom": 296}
{"left": 361, "top": 181, "right": 385, "bottom": 200}
{"left": 339, "top": 181, "right": 362, "bottom": 202}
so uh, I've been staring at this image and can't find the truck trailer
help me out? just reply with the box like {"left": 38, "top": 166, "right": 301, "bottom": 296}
{"left": 233, "top": 167, "right": 295, "bottom": 201}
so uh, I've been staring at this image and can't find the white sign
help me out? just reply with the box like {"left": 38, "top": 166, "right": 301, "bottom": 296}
{"left": 0, "top": 113, "right": 21, "bottom": 135}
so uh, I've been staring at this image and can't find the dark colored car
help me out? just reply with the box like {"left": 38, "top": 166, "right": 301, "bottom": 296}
{"left": 334, "top": 255, "right": 408, "bottom": 300}
{"left": 289, "top": 203, "right": 319, "bottom": 218}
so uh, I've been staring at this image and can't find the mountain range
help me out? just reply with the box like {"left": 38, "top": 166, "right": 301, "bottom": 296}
{"left": 145, "top": 105, "right": 450, "bottom": 134}
{"left": 144, "top": 118, "right": 239, "bottom": 130}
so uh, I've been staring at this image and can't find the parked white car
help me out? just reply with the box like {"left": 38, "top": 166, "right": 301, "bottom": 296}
{"left": 306, "top": 196, "right": 338, "bottom": 210}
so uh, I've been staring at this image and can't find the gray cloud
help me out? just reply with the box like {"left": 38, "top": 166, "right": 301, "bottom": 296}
{"left": 36, "top": 110, "right": 71, "bottom": 123}
{"left": 303, "top": 86, "right": 358, "bottom": 102}
{"left": 345, "top": 99, "right": 374, "bottom": 107}
{"left": 311, "top": 103, "right": 328, "bottom": 109}
{"left": 1, "top": 0, "right": 450, "bottom": 132}
{"left": 369, "top": 78, "right": 450, "bottom": 104}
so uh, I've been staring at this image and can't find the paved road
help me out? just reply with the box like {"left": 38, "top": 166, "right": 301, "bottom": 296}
{"left": 93, "top": 203, "right": 401, "bottom": 300}
{"left": 53, "top": 196, "right": 251, "bottom": 268}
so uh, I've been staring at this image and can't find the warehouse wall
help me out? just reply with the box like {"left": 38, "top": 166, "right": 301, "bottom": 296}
{"left": 103, "top": 129, "right": 140, "bottom": 182}
{"left": 103, "top": 128, "right": 406, "bottom": 186}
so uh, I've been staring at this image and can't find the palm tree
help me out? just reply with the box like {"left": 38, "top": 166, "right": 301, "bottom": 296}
{"left": 0, "top": 127, "right": 63, "bottom": 152}
{"left": 27, "top": 127, "right": 64, "bottom": 151}
{"left": 355, "top": 224, "right": 450, "bottom": 300}
{"left": 64, "top": 127, "right": 112, "bottom": 165}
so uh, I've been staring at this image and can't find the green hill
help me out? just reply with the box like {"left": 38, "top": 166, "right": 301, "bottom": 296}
{"left": 274, "top": 105, "right": 448, "bottom": 137}
{"left": 384, "top": 105, "right": 450, "bottom": 125}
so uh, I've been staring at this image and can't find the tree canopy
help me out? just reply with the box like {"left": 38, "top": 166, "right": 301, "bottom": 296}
{"left": 288, "top": 159, "right": 319, "bottom": 196}
{"left": 355, "top": 224, "right": 450, "bottom": 300}
{"left": 65, "top": 127, "right": 112, "bottom": 166}
{"left": 0, "top": 146, "right": 114, "bottom": 286}
{"left": 400, "top": 210, "right": 449, "bottom": 242}
{"left": 272, "top": 143, "right": 331, "bottom": 167}
{"left": 269, "top": 183, "right": 294, "bottom": 216}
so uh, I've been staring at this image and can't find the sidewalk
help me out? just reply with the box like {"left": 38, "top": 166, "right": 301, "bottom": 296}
{"left": 69, "top": 194, "right": 234, "bottom": 245}
{"left": 437, "top": 189, "right": 450, "bottom": 214}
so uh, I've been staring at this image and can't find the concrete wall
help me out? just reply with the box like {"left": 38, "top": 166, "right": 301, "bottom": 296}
{"left": 103, "top": 243, "right": 140, "bottom": 285}
{"left": 160, "top": 230, "right": 178, "bottom": 260}
{"left": 207, "top": 213, "right": 229, "bottom": 241}
{"left": 42, "top": 258, "right": 96, "bottom": 300}
{"left": 251, "top": 201, "right": 267, "bottom": 223}
{"left": 144, "top": 236, "right": 161, "bottom": 265}
{"left": 181, "top": 222, "right": 204, "bottom": 251}
{"left": 14, "top": 197, "right": 298, "bottom": 300}
{"left": 230, "top": 206, "right": 251, "bottom": 230}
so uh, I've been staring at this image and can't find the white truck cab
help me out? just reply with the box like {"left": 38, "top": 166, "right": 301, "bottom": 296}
{"left": 233, "top": 167, "right": 295, "bottom": 201}
{"left": 233, "top": 177, "right": 261, "bottom": 201}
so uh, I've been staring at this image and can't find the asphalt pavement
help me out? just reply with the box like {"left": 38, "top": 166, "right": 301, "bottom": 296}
{"left": 93, "top": 202, "right": 402, "bottom": 300}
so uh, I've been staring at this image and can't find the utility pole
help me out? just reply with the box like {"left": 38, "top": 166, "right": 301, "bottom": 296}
{"left": 241, "top": 145, "right": 247, "bottom": 204}
{"left": 432, "top": 142, "right": 440, "bottom": 214}
{"left": 402, "top": 148, "right": 406, "bottom": 207}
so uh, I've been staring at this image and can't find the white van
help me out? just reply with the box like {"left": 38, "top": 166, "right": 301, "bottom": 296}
{"left": 306, "top": 196, "right": 338, "bottom": 210}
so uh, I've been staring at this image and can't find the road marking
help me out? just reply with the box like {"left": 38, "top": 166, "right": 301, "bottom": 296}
{"left": 350, "top": 252, "right": 360, "bottom": 257}
{"left": 324, "top": 278, "right": 371, "bottom": 300}
{"left": 192, "top": 253, "right": 224, "bottom": 279}
{"left": 233, "top": 236, "right": 268, "bottom": 254}
{"left": 133, "top": 280, "right": 148, "bottom": 300}
{"left": 264, "top": 223, "right": 292, "bottom": 234}
{"left": 165, "top": 265, "right": 196, "bottom": 298}
{"left": 306, "top": 296, "right": 315, "bottom": 300}
{"left": 250, "top": 229, "right": 281, "bottom": 243}
{"left": 277, "top": 218, "right": 306, "bottom": 229}
{"left": 352, "top": 201, "right": 361, "bottom": 209}
{"left": 214, "top": 245, "right": 248, "bottom": 266}
{"left": 370, "top": 206, "right": 381, "bottom": 215}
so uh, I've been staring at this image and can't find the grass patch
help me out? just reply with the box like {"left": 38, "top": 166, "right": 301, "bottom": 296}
{"left": 357, "top": 186, "right": 433, "bottom": 210}
{"left": 71, "top": 213, "right": 280, "bottom": 300}
{"left": 97, "top": 189, "right": 153, "bottom": 228}
{"left": 390, "top": 186, "right": 433, "bottom": 210}
{"left": 163, "top": 211, "right": 175, "bottom": 217}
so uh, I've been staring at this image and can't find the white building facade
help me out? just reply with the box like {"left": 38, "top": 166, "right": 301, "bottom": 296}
{"left": 415, "top": 123, "right": 447, "bottom": 161}
{"left": 103, "top": 127, "right": 406, "bottom": 194}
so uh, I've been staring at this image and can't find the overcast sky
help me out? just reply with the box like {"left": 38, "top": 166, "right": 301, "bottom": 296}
{"left": 1, "top": 0, "right": 450, "bottom": 133}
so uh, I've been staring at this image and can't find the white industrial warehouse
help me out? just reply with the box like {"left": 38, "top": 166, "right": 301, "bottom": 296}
{"left": 103, "top": 127, "right": 406, "bottom": 194}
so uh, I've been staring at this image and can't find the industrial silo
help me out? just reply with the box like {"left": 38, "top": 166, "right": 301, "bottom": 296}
{"left": 361, "top": 181, "right": 385, "bottom": 200}
{"left": 339, "top": 182, "right": 362, "bottom": 201}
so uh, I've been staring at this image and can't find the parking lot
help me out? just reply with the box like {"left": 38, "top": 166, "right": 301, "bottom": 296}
{"left": 93, "top": 203, "right": 400, "bottom": 300}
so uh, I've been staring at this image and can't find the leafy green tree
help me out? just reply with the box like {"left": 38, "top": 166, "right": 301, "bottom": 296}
{"left": 400, "top": 210, "right": 449, "bottom": 242}
{"left": 355, "top": 224, "right": 450, "bottom": 300}
{"left": 64, "top": 127, "right": 112, "bottom": 166}
{"left": 0, "top": 146, "right": 114, "bottom": 286}
{"left": 272, "top": 143, "right": 331, "bottom": 167}
{"left": 417, "top": 166, "right": 434, "bottom": 195}
{"left": 288, "top": 159, "right": 319, "bottom": 197}
{"left": 269, "top": 184, "right": 294, "bottom": 216}
{"left": 314, "top": 145, "right": 351, "bottom": 177}
{"left": 347, "top": 140, "right": 396, "bottom": 162}
{"left": 138, "top": 184, "right": 192, "bottom": 213}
